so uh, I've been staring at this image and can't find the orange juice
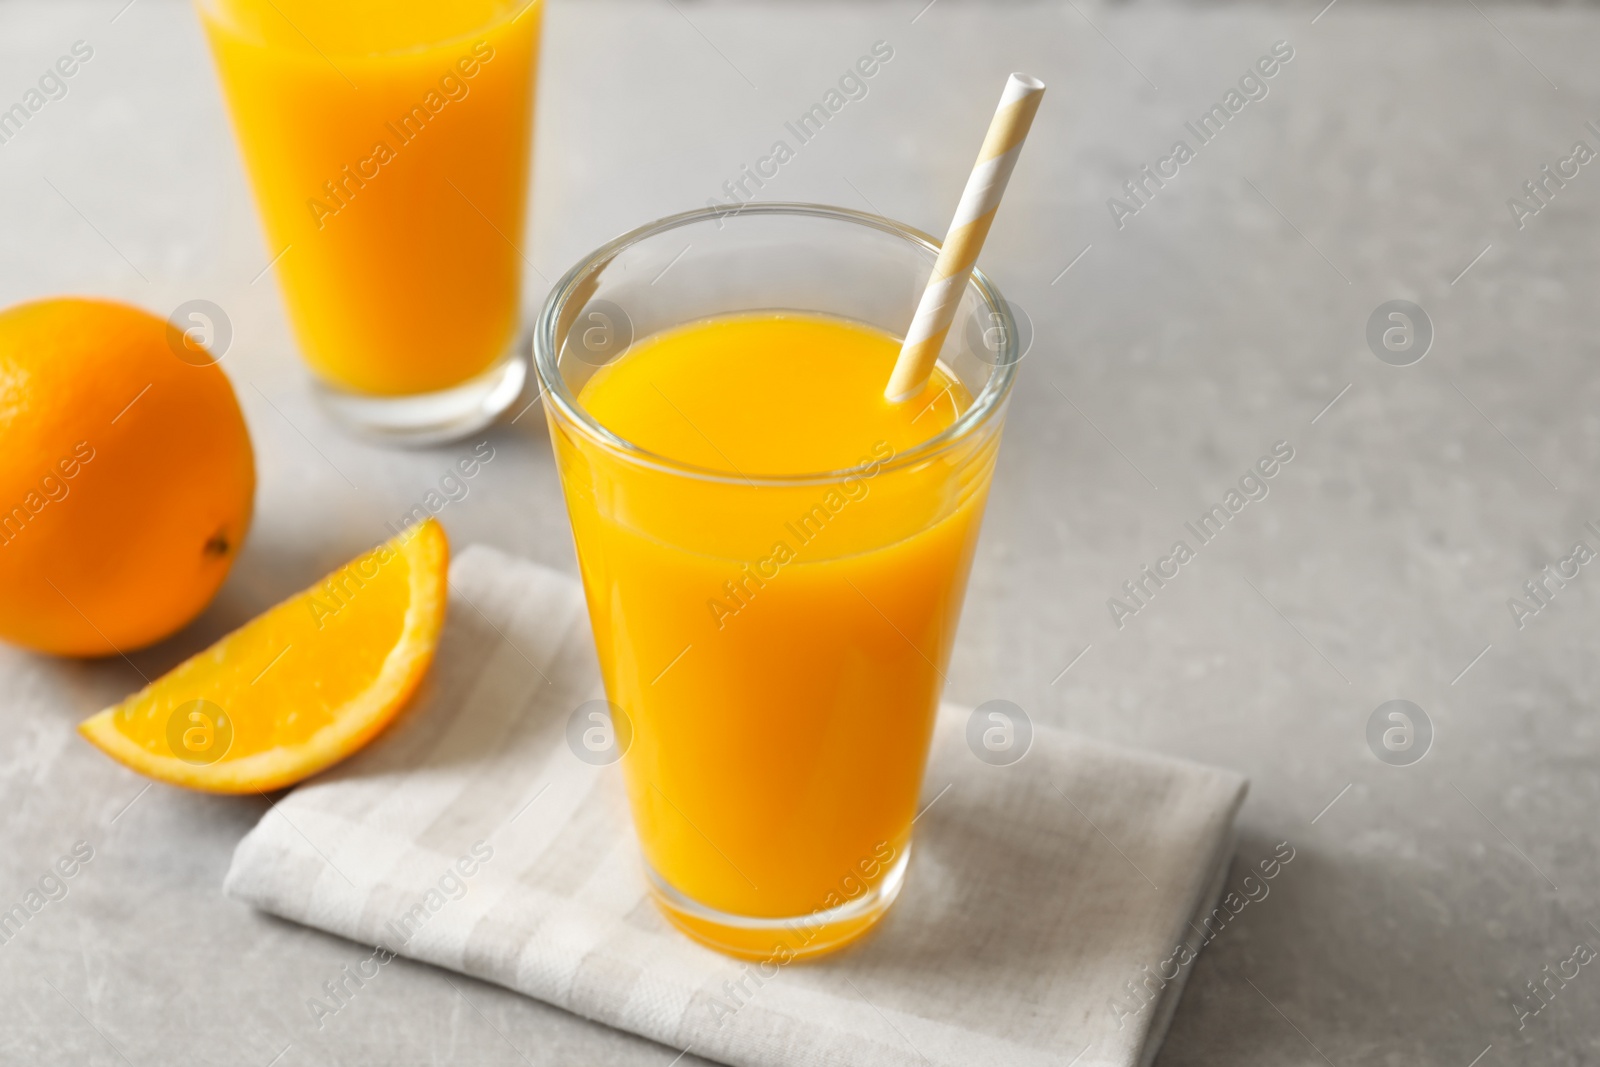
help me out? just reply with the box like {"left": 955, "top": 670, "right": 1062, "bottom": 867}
{"left": 551, "top": 312, "right": 998, "bottom": 957}
{"left": 199, "top": 0, "right": 540, "bottom": 396}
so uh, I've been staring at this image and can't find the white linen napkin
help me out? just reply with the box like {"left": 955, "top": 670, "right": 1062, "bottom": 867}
{"left": 224, "top": 544, "right": 1247, "bottom": 1067}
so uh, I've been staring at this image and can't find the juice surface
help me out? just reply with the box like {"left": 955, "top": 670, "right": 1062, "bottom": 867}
{"left": 557, "top": 313, "right": 996, "bottom": 932}
{"left": 201, "top": 0, "right": 539, "bottom": 395}
{"left": 580, "top": 313, "right": 965, "bottom": 478}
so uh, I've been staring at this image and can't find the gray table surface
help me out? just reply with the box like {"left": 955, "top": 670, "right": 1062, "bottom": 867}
{"left": 3, "top": 0, "right": 1599, "bottom": 1064}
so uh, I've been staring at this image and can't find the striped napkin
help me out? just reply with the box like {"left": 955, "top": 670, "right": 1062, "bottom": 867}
{"left": 225, "top": 545, "right": 1248, "bottom": 1067}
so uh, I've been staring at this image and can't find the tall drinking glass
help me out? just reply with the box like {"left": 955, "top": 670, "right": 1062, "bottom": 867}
{"left": 198, "top": 0, "right": 541, "bottom": 444}
{"left": 535, "top": 204, "right": 1019, "bottom": 960}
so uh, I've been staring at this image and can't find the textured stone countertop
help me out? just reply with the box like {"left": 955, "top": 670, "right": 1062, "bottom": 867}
{"left": 2, "top": 0, "right": 1598, "bottom": 1064}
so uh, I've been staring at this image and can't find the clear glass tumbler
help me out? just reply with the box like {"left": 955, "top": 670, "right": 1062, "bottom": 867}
{"left": 198, "top": 0, "right": 542, "bottom": 445}
{"left": 535, "top": 204, "right": 1019, "bottom": 959}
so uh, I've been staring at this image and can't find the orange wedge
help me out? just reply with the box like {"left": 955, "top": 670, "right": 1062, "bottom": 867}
{"left": 79, "top": 519, "right": 448, "bottom": 793}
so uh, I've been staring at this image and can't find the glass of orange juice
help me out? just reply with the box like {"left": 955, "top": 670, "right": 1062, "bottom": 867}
{"left": 198, "top": 0, "right": 541, "bottom": 444}
{"left": 535, "top": 204, "right": 1019, "bottom": 960}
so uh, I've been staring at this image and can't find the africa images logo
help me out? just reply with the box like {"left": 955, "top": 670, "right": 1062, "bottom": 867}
{"left": 1107, "top": 41, "right": 1295, "bottom": 230}
{"left": 306, "top": 41, "right": 497, "bottom": 230}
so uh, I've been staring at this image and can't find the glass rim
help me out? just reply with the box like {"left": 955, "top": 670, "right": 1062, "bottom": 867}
{"left": 194, "top": 0, "right": 533, "bottom": 59}
{"left": 532, "top": 202, "right": 1019, "bottom": 487}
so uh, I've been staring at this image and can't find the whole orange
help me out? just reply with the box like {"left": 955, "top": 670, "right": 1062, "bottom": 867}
{"left": 0, "top": 297, "right": 255, "bottom": 656}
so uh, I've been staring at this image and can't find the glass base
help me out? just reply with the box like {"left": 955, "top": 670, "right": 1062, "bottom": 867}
{"left": 646, "top": 845, "right": 910, "bottom": 961}
{"left": 310, "top": 348, "right": 528, "bottom": 447}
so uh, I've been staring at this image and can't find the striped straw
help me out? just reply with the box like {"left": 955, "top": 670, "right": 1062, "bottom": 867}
{"left": 885, "top": 73, "right": 1045, "bottom": 402}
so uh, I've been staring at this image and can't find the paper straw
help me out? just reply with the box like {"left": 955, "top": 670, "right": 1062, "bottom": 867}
{"left": 884, "top": 73, "right": 1045, "bottom": 402}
